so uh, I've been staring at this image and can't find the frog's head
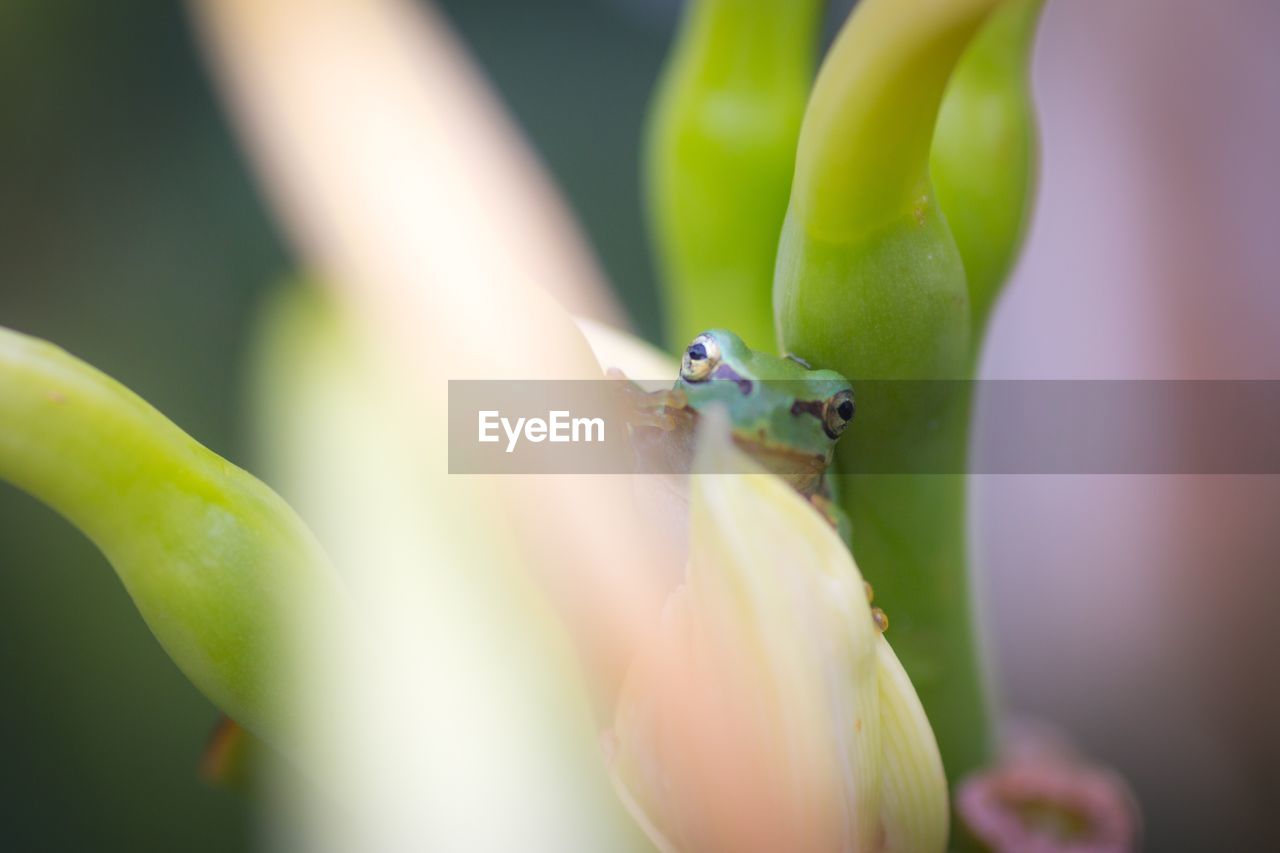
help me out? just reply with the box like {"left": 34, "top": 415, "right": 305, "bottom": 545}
{"left": 676, "top": 329, "right": 855, "bottom": 460}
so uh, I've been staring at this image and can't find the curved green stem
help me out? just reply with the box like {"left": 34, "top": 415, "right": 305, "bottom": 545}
{"left": 790, "top": 0, "right": 1004, "bottom": 240}
{"left": 0, "top": 325, "right": 337, "bottom": 747}
{"left": 647, "top": 0, "right": 823, "bottom": 351}
{"left": 776, "top": 0, "right": 1011, "bottom": 788}
{"left": 933, "top": 0, "right": 1044, "bottom": 339}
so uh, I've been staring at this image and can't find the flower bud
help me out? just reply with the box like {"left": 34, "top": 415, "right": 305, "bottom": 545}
{"left": 608, "top": 411, "right": 947, "bottom": 852}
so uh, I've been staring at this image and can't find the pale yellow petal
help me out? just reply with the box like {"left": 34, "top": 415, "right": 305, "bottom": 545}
{"left": 875, "top": 635, "right": 950, "bottom": 853}
{"left": 576, "top": 317, "right": 677, "bottom": 389}
{"left": 612, "top": 412, "right": 887, "bottom": 852}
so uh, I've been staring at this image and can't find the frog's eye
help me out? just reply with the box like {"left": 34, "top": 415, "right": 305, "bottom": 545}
{"left": 823, "top": 389, "right": 855, "bottom": 439}
{"left": 680, "top": 333, "right": 721, "bottom": 382}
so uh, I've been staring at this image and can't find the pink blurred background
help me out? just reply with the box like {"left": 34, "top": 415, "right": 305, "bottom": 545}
{"left": 975, "top": 1, "right": 1280, "bottom": 848}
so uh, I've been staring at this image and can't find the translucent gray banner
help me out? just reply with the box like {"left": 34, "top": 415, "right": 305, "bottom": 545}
{"left": 447, "top": 380, "right": 1280, "bottom": 475}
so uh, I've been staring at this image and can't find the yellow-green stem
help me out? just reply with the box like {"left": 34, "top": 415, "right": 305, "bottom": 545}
{"left": 0, "top": 325, "right": 337, "bottom": 748}
{"left": 647, "top": 0, "right": 823, "bottom": 351}
{"left": 776, "top": 0, "right": 1011, "bottom": 787}
{"left": 933, "top": 0, "right": 1044, "bottom": 340}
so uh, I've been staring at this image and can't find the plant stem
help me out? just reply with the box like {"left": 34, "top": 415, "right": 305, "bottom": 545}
{"left": 647, "top": 0, "right": 823, "bottom": 351}
{"left": 0, "top": 325, "right": 336, "bottom": 747}
{"left": 776, "top": 0, "right": 1009, "bottom": 785}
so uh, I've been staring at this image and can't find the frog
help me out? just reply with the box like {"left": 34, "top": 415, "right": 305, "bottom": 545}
{"left": 621, "top": 328, "right": 856, "bottom": 544}
{"left": 619, "top": 329, "right": 886, "bottom": 631}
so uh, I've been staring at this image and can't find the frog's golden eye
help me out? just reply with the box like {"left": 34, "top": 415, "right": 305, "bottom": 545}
{"left": 823, "top": 389, "right": 855, "bottom": 439}
{"left": 680, "top": 333, "right": 721, "bottom": 382}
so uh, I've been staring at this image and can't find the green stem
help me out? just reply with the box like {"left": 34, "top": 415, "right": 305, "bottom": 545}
{"left": 788, "top": 0, "right": 1003, "bottom": 239}
{"left": 0, "top": 325, "right": 337, "bottom": 747}
{"left": 933, "top": 0, "right": 1045, "bottom": 339}
{"left": 647, "top": 0, "right": 823, "bottom": 352}
{"left": 775, "top": 0, "right": 1010, "bottom": 787}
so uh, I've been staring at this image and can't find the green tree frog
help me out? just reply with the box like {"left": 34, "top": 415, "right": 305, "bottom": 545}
{"left": 625, "top": 329, "right": 856, "bottom": 544}
{"left": 623, "top": 329, "right": 887, "bottom": 630}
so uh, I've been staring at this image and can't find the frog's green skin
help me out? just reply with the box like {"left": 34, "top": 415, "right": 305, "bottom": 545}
{"left": 629, "top": 329, "right": 855, "bottom": 542}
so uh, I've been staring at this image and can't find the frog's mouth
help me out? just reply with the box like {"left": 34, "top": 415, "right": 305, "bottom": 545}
{"left": 732, "top": 434, "right": 828, "bottom": 495}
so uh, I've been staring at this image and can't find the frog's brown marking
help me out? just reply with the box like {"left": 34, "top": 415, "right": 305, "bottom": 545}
{"left": 710, "top": 363, "right": 753, "bottom": 395}
{"left": 789, "top": 398, "right": 825, "bottom": 420}
{"left": 744, "top": 442, "right": 828, "bottom": 497}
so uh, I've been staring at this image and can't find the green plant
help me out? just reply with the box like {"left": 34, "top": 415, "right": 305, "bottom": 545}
{"left": 0, "top": 0, "right": 1056, "bottom": 847}
{"left": 651, "top": 0, "right": 1044, "bottom": 784}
